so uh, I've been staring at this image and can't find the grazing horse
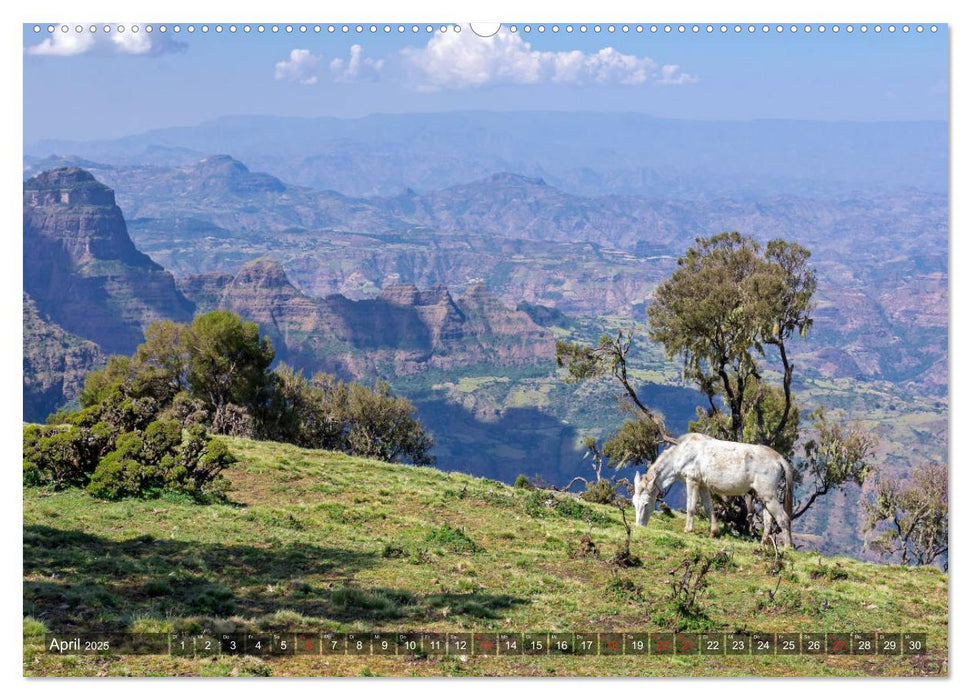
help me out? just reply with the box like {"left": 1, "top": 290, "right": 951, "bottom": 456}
{"left": 632, "top": 433, "right": 794, "bottom": 547}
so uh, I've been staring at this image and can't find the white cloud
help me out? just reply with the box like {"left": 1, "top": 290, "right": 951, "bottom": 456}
{"left": 27, "top": 30, "right": 95, "bottom": 57}
{"left": 26, "top": 25, "right": 186, "bottom": 57}
{"left": 658, "top": 64, "right": 700, "bottom": 85}
{"left": 400, "top": 31, "right": 697, "bottom": 90}
{"left": 330, "top": 44, "right": 384, "bottom": 83}
{"left": 274, "top": 48, "right": 322, "bottom": 85}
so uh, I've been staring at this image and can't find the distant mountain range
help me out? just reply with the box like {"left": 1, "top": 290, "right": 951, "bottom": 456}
{"left": 22, "top": 168, "right": 551, "bottom": 420}
{"left": 25, "top": 154, "right": 947, "bottom": 401}
{"left": 25, "top": 111, "right": 947, "bottom": 198}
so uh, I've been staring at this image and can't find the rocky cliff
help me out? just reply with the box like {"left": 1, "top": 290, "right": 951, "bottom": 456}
{"left": 23, "top": 293, "right": 105, "bottom": 419}
{"left": 23, "top": 168, "right": 194, "bottom": 354}
{"left": 179, "top": 258, "right": 553, "bottom": 381}
{"left": 23, "top": 168, "right": 195, "bottom": 419}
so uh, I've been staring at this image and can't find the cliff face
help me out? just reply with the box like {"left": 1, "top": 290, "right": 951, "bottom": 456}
{"left": 23, "top": 293, "right": 105, "bottom": 420}
{"left": 23, "top": 168, "right": 194, "bottom": 355}
{"left": 180, "top": 259, "right": 554, "bottom": 381}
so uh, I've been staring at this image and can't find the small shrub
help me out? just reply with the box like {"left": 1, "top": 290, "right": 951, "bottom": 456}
{"left": 580, "top": 479, "right": 617, "bottom": 505}
{"left": 86, "top": 421, "right": 234, "bottom": 500}
{"left": 142, "top": 578, "right": 174, "bottom": 596}
{"left": 331, "top": 587, "right": 416, "bottom": 618}
{"left": 514, "top": 474, "right": 531, "bottom": 489}
{"left": 381, "top": 544, "right": 407, "bottom": 559}
{"left": 603, "top": 576, "right": 644, "bottom": 601}
{"left": 808, "top": 561, "right": 850, "bottom": 581}
{"left": 567, "top": 530, "right": 600, "bottom": 559}
{"left": 187, "top": 584, "right": 236, "bottom": 616}
{"left": 23, "top": 424, "right": 101, "bottom": 487}
{"left": 424, "top": 525, "right": 480, "bottom": 554}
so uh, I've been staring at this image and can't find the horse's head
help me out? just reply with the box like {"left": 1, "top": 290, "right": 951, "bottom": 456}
{"left": 632, "top": 470, "right": 659, "bottom": 527}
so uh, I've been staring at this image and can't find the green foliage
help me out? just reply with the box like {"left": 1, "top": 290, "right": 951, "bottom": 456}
{"left": 514, "top": 474, "right": 531, "bottom": 490}
{"left": 183, "top": 311, "right": 275, "bottom": 418}
{"left": 258, "top": 364, "right": 345, "bottom": 448}
{"left": 863, "top": 462, "right": 948, "bottom": 568}
{"left": 35, "top": 310, "right": 436, "bottom": 502}
{"left": 602, "top": 418, "right": 664, "bottom": 468}
{"left": 808, "top": 561, "right": 850, "bottom": 582}
{"left": 579, "top": 479, "right": 617, "bottom": 505}
{"left": 85, "top": 420, "right": 235, "bottom": 500}
{"left": 23, "top": 424, "right": 100, "bottom": 487}
{"left": 554, "top": 339, "right": 603, "bottom": 382}
{"left": 523, "top": 491, "right": 612, "bottom": 526}
{"left": 259, "top": 366, "right": 435, "bottom": 466}
{"left": 648, "top": 232, "right": 815, "bottom": 447}
{"left": 343, "top": 381, "right": 435, "bottom": 466}
{"left": 793, "top": 408, "right": 875, "bottom": 519}
{"left": 424, "top": 525, "right": 479, "bottom": 554}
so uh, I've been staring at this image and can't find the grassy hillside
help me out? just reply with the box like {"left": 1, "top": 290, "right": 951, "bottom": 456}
{"left": 23, "top": 437, "right": 947, "bottom": 677}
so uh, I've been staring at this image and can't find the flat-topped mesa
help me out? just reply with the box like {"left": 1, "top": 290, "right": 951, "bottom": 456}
{"left": 23, "top": 167, "right": 194, "bottom": 355}
{"left": 24, "top": 167, "right": 117, "bottom": 208}
{"left": 378, "top": 283, "right": 454, "bottom": 308}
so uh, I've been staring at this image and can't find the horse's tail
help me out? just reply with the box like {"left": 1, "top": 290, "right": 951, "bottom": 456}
{"left": 782, "top": 457, "right": 794, "bottom": 521}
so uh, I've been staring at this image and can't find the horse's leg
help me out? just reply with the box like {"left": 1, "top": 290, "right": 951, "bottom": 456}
{"left": 761, "top": 505, "right": 774, "bottom": 545}
{"left": 761, "top": 496, "right": 793, "bottom": 548}
{"left": 700, "top": 487, "right": 717, "bottom": 537}
{"left": 684, "top": 480, "right": 697, "bottom": 533}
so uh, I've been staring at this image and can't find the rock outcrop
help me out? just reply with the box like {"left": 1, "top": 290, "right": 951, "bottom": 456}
{"left": 23, "top": 293, "right": 105, "bottom": 420}
{"left": 180, "top": 259, "right": 554, "bottom": 381}
{"left": 23, "top": 168, "right": 194, "bottom": 355}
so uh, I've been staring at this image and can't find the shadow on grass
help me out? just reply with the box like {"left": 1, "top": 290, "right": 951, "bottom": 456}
{"left": 24, "top": 525, "right": 527, "bottom": 632}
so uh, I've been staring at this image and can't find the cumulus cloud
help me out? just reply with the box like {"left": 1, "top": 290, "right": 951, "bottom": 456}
{"left": 658, "top": 64, "right": 699, "bottom": 85}
{"left": 330, "top": 44, "right": 384, "bottom": 83}
{"left": 274, "top": 48, "right": 322, "bottom": 85}
{"left": 400, "top": 31, "right": 697, "bottom": 90}
{"left": 26, "top": 24, "right": 186, "bottom": 57}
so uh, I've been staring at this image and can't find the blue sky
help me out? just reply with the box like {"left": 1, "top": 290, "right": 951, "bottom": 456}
{"left": 23, "top": 23, "right": 948, "bottom": 143}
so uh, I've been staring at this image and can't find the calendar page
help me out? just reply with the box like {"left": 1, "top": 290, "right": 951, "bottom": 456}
{"left": 22, "top": 18, "right": 948, "bottom": 678}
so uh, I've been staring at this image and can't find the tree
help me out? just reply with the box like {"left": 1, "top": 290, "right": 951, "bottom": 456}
{"left": 555, "top": 232, "right": 872, "bottom": 534}
{"left": 182, "top": 311, "right": 275, "bottom": 418}
{"left": 793, "top": 408, "right": 875, "bottom": 519}
{"left": 342, "top": 381, "right": 435, "bottom": 466}
{"left": 555, "top": 330, "right": 675, "bottom": 463}
{"left": 648, "top": 232, "right": 814, "bottom": 453}
{"left": 258, "top": 364, "right": 346, "bottom": 450}
{"left": 134, "top": 320, "right": 189, "bottom": 397}
{"left": 863, "top": 463, "right": 948, "bottom": 569}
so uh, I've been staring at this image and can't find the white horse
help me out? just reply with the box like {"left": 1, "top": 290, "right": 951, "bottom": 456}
{"left": 632, "top": 433, "right": 794, "bottom": 547}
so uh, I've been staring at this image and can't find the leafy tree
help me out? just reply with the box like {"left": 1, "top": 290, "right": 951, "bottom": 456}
{"left": 556, "top": 232, "right": 871, "bottom": 532}
{"left": 258, "top": 364, "right": 346, "bottom": 450}
{"left": 793, "top": 409, "right": 875, "bottom": 519}
{"left": 342, "top": 381, "right": 436, "bottom": 466}
{"left": 133, "top": 319, "right": 190, "bottom": 397}
{"left": 556, "top": 330, "right": 674, "bottom": 462}
{"left": 182, "top": 311, "right": 274, "bottom": 417}
{"left": 864, "top": 463, "right": 948, "bottom": 569}
{"left": 648, "top": 232, "right": 814, "bottom": 452}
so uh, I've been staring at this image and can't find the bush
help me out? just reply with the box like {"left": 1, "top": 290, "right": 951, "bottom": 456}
{"left": 23, "top": 424, "right": 100, "bottom": 487}
{"left": 580, "top": 479, "right": 617, "bottom": 504}
{"left": 24, "top": 420, "right": 235, "bottom": 499}
{"left": 424, "top": 525, "right": 480, "bottom": 554}
{"left": 514, "top": 474, "right": 531, "bottom": 490}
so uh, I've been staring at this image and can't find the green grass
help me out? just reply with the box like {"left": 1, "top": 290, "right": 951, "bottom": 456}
{"left": 23, "top": 437, "right": 947, "bottom": 677}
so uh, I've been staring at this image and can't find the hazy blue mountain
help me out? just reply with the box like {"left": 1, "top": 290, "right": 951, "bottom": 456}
{"left": 27, "top": 111, "right": 947, "bottom": 198}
